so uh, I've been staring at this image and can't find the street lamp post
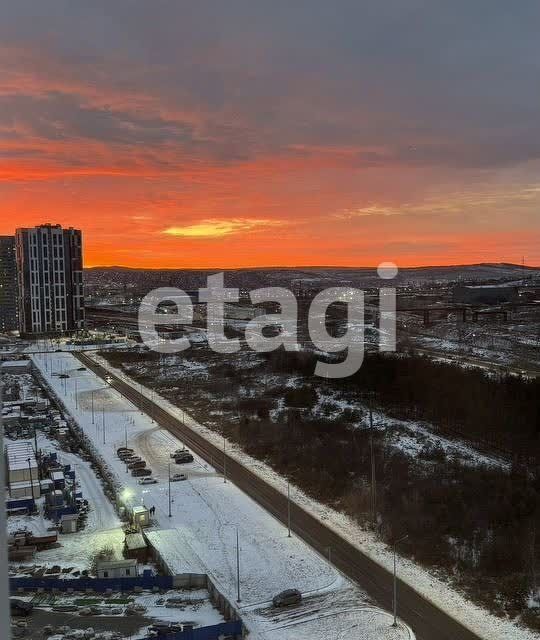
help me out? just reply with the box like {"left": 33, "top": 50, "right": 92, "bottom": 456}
{"left": 287, "top": 481, "right": 291, "bottom": 538}
{"left": 91, "top": 389, "right": 95, "bottom": 424}
{"left": 223, "top": 436, "right": 227, "bottom": 484}
{"left": 74, "top": 377, "right": 78, "bottom": 410}
{"left": 168, "top": 463, "right": 172, "bottom": 518}
{"left": 102, "top": 404, "right": 106, "bottom": 444}
{"left": 369, "top": 403, "right": 376, "bottom": 526}
{"left": 235, "top": 527, "right": 241, "bottom": 603}
{"left": 392, "top": 534, "right": 408, "bottom": 627}
{"left": 27, "top": 457, "right": 36, "bottom": 502}
{"left": 221, "top": 524, "right": 241, "bottom": 603}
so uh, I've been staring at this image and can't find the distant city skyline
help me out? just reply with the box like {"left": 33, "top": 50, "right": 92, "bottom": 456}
{"left": 1, "top": 2, "right": 539, "bottom": 268}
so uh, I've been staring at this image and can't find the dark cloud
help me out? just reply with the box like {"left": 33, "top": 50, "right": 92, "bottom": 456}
{"left": 1, "top": 1, "right": 539, "bottom": 170}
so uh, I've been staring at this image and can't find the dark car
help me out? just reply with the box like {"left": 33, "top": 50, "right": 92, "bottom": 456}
{"left": 174, "top": 453, "right": 194, "bottom": 464}
{"left": 118, "top": 452, "right": 137, "bottom": 461}
{"left": 10, "top": 599, "right": 33, "bottom": 616}
{"left": 128, "top": 460, "right": 146, "bottom": 470}
{"left": 117, "top": 447, "right": 133, "bottom": 456}
{"left": 132, "top": 467, "right": 152, "bottom": 477}
{"left": 272, "top": 589, "right": 302, "bottom": 608}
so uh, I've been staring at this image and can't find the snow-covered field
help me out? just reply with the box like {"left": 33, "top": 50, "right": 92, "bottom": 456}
{"left": 31, "top": 351, "right": 414, "bottom": 639}
{"left": 83, "top": 351, "right": 540, "bottom": 640}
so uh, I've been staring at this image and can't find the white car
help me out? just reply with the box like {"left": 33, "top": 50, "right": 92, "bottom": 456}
{"left": 138, "top": 477, "right": 158, "bottom": 485}
{"left": 170, "top": 473, "right": 187, "bottom": 482}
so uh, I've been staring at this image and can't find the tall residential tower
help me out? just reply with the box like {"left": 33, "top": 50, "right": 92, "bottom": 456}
{"left": 0, "top": 235, "right": 18, "bottom": 332}
{"left": 15, "top": 224, "right": 85, "bottom": 336}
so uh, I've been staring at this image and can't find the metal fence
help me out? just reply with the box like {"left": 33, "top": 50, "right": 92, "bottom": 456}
{"left": 10, "top": 574, "right": 173, "bottom": 593}
{"left": 142, "top": 620, "right": 243, "bottom": 640}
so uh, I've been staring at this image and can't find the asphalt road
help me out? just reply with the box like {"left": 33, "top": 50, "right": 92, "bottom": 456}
{"left": 74, "top": 351, "right": 484, "bottom": 640}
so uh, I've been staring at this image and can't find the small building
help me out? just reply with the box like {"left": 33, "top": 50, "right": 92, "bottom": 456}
{"left": 131, "top": 505, "right": 150, "bottom": 528}
{"left": 124, "top": 532, "right": 149, "bottom": 563}
{"left": 60, "top": 513, "right": 79, "bottom": 534}
{"left": 50, "top": 470, "right": 66, "bottom": 490}
{"left": 453, "top": 284, "right": 519, "bottom": 305}
{"left": 5, "top": 441, "right": 40, "bottom": 499}
{"left": 40, "top": 478, "right": 54, "bottom": 494}
{"left": 9, "top": 480, "right": 41, "bottom": 500}
{"left": 47, "top": 489, "right": 65, "bottom": 508}
{"left": 96, "top": 559, "right": 139, "bottom": 579}
{"left": 0, "top": 360, "right": 32, "bottom": 374}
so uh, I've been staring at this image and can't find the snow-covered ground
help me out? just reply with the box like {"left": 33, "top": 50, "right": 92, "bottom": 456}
{"left": 31, "top": 351, "right": 414, "bottom": 639}
{"left": 82, "top": 350, "right": 540, "bottom": 640}
{"left": 310, "top": 388, "right": 509, "bottom": 469}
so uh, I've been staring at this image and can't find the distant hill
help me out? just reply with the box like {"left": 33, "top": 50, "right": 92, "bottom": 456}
{"left": 84, "top": 263, "right": 539, "bottom": 291}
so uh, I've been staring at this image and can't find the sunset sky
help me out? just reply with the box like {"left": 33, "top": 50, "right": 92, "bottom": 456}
{"left": 1, "top": 1, "right": 539, "bottom": 268}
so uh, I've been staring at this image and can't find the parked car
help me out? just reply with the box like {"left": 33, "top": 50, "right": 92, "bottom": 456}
{"left": 174, "top": 453, "right": 194, "bottom": 464}
{"left": 170, "top": 448, "right": 189, "bottom": 458}
{"left": 170, "top": 473, "right": 187, "bottom": 482}
{"left": 128, "top": 460, "right": 146, "bottom": 470}
{"left": 272, "top": 589, "right": 302, "bottom": 608}
{"left": 10, "top": 599, "right": 33, "bottom": 616}
{"left": 77, "top": 367, "right": 86, "bottom": 371}
{"left": 58, "top": 373, "right": 69, "bottom": 379}
{"left": 119, "top": 451, "right": 137, "bottom": 459}
{"left": 132, "top": 467, "right": 152, "bottom": 477}
{"left": 105, "top": 375, "right": 113, "bottom": 384}
{"left": 117, "top": 447, "right": 133, "bottom": 455}
{"left": 138, "top": 477, "right": 158, "bottom": 485}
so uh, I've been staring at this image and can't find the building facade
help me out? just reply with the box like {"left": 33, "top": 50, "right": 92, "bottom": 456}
{"left": 15, "top": 224, "right": 85, "bottom": 335}
{"left": 0, "top": 235, "right": 18, "bottom": 332}
{"left": 5, "top": 441, "right": 40, "bottom": 500}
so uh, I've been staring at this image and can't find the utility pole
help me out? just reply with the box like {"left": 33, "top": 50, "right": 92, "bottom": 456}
{"left": 74, "top": 377, "right": 78, "bottom": 410}
{"left": 27, "top": 458, "right": 36, "bottom": 502}
{"left": 392, "top": 535, "right": 408, "bottom": 627}
{"left": 33, "top": 427, "right": 38, "bottom": 463}
{"left": 91, "top": 390, "right": 95, "bottom": 424}
{"left": 168, "top": 463, "right": 172, "bottom": 518}
{"left": 287, "top": 481, "right": 291, "bottom": 538}
{"left": 102, "top": 404, "right": 106, "bottom": 444}
{"left": 223, "top": 436, "right": 227, "bottom": 484}
{"left": 236, "top": 527, "right": 241, "bottom": 603}
{"left": 369, "top": 401, "right": 376, "bottom": 526}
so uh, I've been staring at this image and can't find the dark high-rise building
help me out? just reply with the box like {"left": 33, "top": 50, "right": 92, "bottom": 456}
{"left": 15, "top": 224, "right": 85, "bottom": 336}
{"left": 0, "top": 235, "right": 18, "bottom": 332}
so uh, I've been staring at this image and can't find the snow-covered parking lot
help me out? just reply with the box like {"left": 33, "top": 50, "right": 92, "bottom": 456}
{"left": 31, "top": 350, "right": 414, "bottom": 639}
